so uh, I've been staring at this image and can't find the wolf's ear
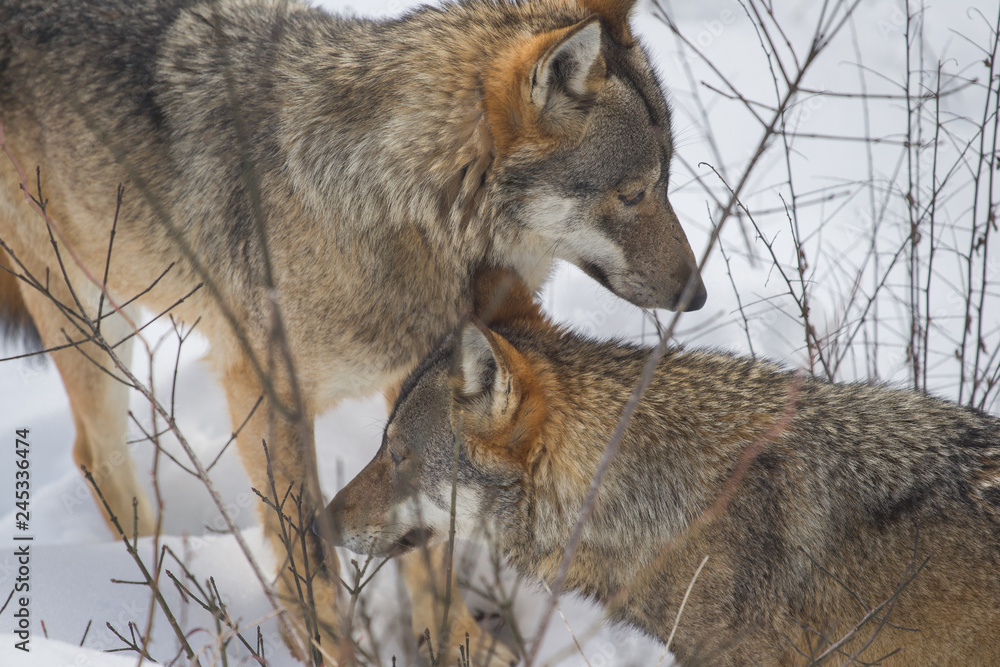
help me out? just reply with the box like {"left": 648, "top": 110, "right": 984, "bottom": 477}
{"left": 451, "top": 322, "right": 547, "bottom": 467}
{"left": 483, "top": 18, "right": 608, "bottom": 155}
{"left": 579, "top": 0, "right": 637, "bottom": 46}
{"left": 528, "top": 18, "right": 605, "bottom": 116}
{"left": 452, "top": 322, "right": 516, "bottom": 422}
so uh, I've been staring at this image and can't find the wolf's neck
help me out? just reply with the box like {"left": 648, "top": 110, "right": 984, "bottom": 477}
{"left": 491, "top": 352, "right": 659, "bottom": 594}
{"left": 270, "top": 5, "right": 530, "bottom": 262}
{"left": 497, "top": 343, "right": 755, "bottom": 599}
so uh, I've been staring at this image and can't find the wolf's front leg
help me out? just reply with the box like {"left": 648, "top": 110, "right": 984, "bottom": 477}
{"left": 222, "top": 355, "right": 344, "bottom": 664}
{"left": 400, "top": 544, "right": 518, "bottom": 667}
{"left": 18, "top": 274, "right": 157, "bottom": 540}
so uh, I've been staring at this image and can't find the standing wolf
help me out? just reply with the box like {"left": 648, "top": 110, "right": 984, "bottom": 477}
{"left": 326, "top": 272, "right": 1000, "bottom": 666}
{"left": 0, "top": 0, "right": 706, "bottom": 661}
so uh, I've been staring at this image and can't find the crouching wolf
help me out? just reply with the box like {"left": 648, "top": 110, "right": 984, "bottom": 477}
{"left": 324, "top": 272, "right": 1000, "bottom": 666}
{"left": 0, "top": 0, "right": 706, "bottom": 661}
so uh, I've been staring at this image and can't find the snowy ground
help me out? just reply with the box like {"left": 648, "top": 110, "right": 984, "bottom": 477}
{"left": 1, "top": 0, "right": 997, "bottom": 665}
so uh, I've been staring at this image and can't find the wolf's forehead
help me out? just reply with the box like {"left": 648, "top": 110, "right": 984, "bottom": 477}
{"left": 611, "top": 42, "right": 673, "bottom": 124}
{"left": 555, "top": 93, "right": 665, "bottom": 187}
{"left": 389, "top": 336, "right": 455, "bottom": 422}
{"left": 396, "top": 366, "right": 449, "bottom": 421}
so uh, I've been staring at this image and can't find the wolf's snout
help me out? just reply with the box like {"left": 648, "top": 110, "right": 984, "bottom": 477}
{"left": 618, "top": 265, "right": 707, "bottom": 311}
{"left": 657, "top": 205, "right": 707, "bottom": 311}
{"left": 608, "top": 199, "right": 707, "bottom": 311}
{"left": 314, "top": 495, "right": 349, "bottom": 545}
{"left": 674, "top": 270, "right": 707, "bottom": 311}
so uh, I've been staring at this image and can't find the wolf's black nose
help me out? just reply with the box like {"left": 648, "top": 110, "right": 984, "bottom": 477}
{"left": 684, "top": 280, "right": 708, "bottom": 311}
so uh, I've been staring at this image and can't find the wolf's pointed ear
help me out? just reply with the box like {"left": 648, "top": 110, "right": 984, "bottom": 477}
{"left": 529, "top": 18, "right": 605, "bottom": 115}
{"left": 450, "top": 322, "right": 547, "bottom": 467}
{"left": 453, "top": 322, "right": 515, "bottom": 419}
{"left": 483, "top": 18, "right": 608, "bottom": 155}
{"left": 579, "top": 0, "right": 637, "bottom": 46}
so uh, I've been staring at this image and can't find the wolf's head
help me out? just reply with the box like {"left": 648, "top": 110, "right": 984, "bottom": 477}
{"left": 319, "top": 327, "right": 507, "bottom": 557}
{"left": 484, "top": 0, "right": 706, "bottom": 311}
{"left": 321, "top": 280, "right": 554, "bottom": 557}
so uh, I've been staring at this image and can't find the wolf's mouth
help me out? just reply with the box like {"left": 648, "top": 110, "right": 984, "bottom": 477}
{"left": 388, "top": 527, "right": 435, "bottom": 556}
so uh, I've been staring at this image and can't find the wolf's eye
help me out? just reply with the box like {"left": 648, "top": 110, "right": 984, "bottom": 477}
{"left": 619, "top": 190, "right": 645, "bottom": 206}
{"left": 390, "top": 450, "right": 406, "bottom": 466}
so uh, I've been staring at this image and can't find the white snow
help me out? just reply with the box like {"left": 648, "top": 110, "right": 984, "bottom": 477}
{"left": 1, "top": 0, "right": 996, "bottom": 665}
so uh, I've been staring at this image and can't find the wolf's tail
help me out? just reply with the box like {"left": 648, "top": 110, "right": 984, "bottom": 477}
{"left": 0, "top": 252, "right": 41, "bottom": 350}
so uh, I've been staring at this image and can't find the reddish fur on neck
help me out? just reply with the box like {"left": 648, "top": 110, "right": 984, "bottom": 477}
{"left": 472, "top": 266, "right": 546, "bottom": 328}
